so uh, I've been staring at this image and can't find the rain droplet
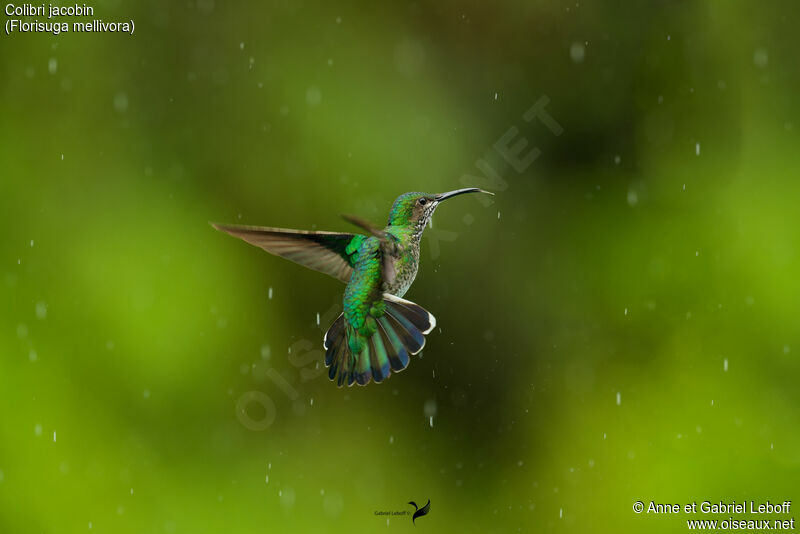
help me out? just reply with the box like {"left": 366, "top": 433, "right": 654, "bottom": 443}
{"left": 280, "top": 487, "right": 297, "bottom": 508}
{"left": 753, "top": 47, "right": 768, "bottom": 69}
{"left": 695, "top": 142, "right": 700, "bottom": 156}
{"left": 723, "top": 358, "right": 728, "bottom": 372}
{"left": 616, "top": 392, "right": 621, "bottom": 405}
{"left": 569, "top": 42, "right": 585, "bottom": 63}
{"left": 306, "top": 86, "right": 322, "bottom": 106}
{"left": 423, "top": 399, "right": 437, "bottom": 418}
{"left": 48, "top": 57, "right": 58, "bottom": 74}
{"left": 113, "top": 92, "right": 129, "bottom": 113}
{"left": 268, "top": 287, "right": 273, "bottom": 299}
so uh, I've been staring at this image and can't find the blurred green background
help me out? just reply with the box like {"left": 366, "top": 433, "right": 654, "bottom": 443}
{"left": 1, "top": 1, "right": 798, "bottom": 532}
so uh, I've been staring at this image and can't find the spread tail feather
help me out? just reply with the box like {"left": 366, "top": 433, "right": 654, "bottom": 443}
{"left": 323, "top": 295, "right": 436, "bottom": 387}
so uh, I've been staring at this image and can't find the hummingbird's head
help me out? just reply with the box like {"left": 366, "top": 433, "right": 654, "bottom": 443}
{"left": 387, "top": 188, "right": 493, "bottom": 232}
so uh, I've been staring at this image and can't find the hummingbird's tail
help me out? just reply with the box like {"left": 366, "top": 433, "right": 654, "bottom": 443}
{"left": 324, "top": 294, "right": 436, "bottom": 387}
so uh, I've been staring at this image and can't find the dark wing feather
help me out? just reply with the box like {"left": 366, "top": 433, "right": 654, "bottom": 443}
{"left": 212, "top": 223, "right": 360, "bottom": 283}
{"left": 340, "top": 213, "right": 383, "bottom": 237}
{"left": 340, "top": 214, "right": 402, "bottom": 286}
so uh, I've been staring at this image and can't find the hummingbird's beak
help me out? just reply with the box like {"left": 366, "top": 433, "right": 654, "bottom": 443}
{"left": 434, "top": 188, "right": 494, "bottom": 202}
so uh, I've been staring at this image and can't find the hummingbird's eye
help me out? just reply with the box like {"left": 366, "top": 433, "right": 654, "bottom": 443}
{"left": 418, "top": 198, "right": 427, "bottom": 206}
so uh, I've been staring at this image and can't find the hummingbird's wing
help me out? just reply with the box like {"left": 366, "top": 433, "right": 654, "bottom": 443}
{"left": 340, "top": 213, "right": 400, "bottom": 284}
{"left": 211, "top": 223, "right": 362, "bottom": 283}
{"left": 340, "top": 213, "right": 388, "bottom": 240}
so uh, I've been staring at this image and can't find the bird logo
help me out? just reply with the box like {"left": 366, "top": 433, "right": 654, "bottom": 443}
{"left": 408, "top": 499, "right": 431, "bottom": 525}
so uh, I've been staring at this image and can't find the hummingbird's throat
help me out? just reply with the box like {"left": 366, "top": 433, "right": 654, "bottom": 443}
{"left": 413, "top": 204, "right": 437, "bottom": 237}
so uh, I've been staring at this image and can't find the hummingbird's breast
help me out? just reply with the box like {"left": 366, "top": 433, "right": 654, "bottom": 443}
{"left": 382, "top": 241, "right": 419, "bottom": 297}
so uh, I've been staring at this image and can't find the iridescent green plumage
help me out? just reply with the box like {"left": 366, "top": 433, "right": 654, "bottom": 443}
{"left": 213, "top": 187, "right": 492, "bottom": 387}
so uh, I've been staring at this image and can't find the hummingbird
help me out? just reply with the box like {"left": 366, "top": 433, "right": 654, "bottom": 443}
{"left": 212, "top": 188, "right": 492, "bottom": 387}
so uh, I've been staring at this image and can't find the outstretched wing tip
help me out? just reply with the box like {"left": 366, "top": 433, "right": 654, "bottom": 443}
{"left": 212, "top": 221, "right": 359, "bottom": 283}
{"left": 210, "top": 221, "right": 240, "bottom": 235}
